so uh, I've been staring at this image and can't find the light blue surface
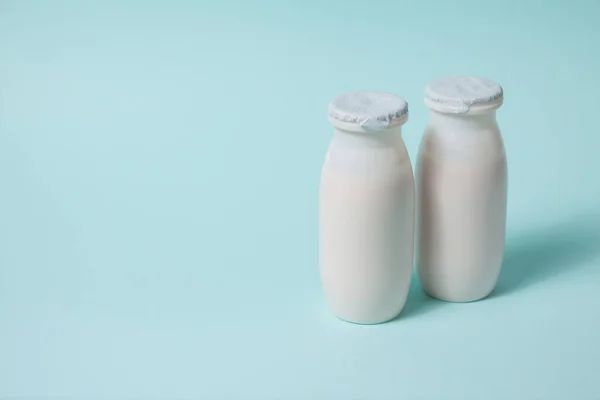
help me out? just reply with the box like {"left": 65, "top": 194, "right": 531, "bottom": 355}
{"left": 1, "top": 1, "right": 600, "bottom": 398}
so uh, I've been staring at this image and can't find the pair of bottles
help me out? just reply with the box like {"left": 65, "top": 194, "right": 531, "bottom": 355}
{"left": 319, "top": 76, "right": 507, "bottom": 324}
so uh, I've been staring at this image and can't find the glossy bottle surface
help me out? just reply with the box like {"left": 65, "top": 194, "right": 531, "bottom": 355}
{"left": 320, "top": 126, "right": 414, "bottom": 323}
{"left": 417, "top": 105, "right": 507, "bottom": 302}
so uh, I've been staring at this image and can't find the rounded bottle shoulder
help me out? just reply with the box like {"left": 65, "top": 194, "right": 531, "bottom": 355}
{"left": 418, "top": 122, "right": 505, "bottom": 162}
{"left": 323, "top": 140, "right": 413, "bottom": 180}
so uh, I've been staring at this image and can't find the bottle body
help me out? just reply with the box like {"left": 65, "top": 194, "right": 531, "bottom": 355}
{"left": 319, "top": 126, "right": 414, "bottom": 324}
{"left": 416, "top": 110, "right": 507, "bottom": 302}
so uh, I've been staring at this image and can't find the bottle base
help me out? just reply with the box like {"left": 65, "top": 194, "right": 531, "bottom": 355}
{"left": 333, "top": 313, "right": 400, "bottom": 325}
{"left": 423, "top": 286, "right": 495, "bottom": 303}
{"left": 328, "top": 303, "right": 407, "bottom": 325}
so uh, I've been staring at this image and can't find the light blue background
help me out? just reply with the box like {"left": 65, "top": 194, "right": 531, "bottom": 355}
{"left": 1, "top": 0, "right": 599, "bottom": 398}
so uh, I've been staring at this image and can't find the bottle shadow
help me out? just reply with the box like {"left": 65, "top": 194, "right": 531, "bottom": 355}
{"left": 493, "top": 211, "right": 600, "bottom": 297}
{"left": 397, "top": 210, "right": 600, "bottom": 320}
{"left": 398, "top": 274, "right": 448, "bottom": 320}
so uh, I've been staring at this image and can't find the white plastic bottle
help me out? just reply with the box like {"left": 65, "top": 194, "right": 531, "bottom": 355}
{"left": 416, "top": 76, "right": 507, "bottom": 302}
{"left": 319, "top": 91, "right": 414, "bottom": 324}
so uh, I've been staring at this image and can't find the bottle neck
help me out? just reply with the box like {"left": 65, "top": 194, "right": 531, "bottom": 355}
{"left": 429, "top": 110, "right": 498, "bottom": 131}
{"left": 326, "top": 125, "right": 409, "bottom": 178}
{"left": 333, "top": 125, "right": 403, "bottom": 148}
